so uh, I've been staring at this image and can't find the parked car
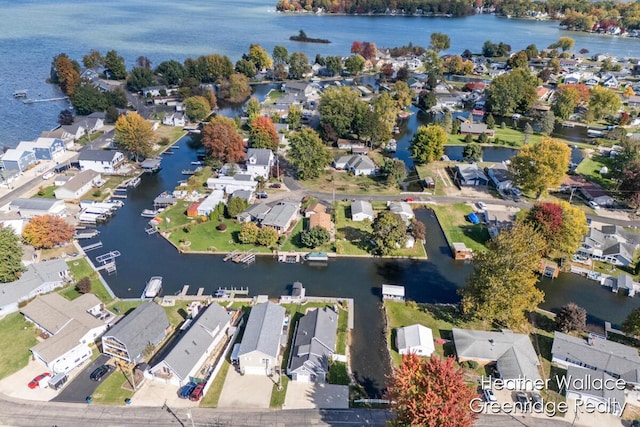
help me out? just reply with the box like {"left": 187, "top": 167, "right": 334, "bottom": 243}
{"left": 404, "top": 198, "right": 415, "bottom": 202}
{"left": 476, "top": 202, "right": 487, "bottom": 210}
{"left": 588, "top": 200, "right": 600, "bottom": 210}
{"left": 178, "top": 381, "right": 197, "bottom": 399}
{"left": 269, "top": 183, "right": 281, "bottom": 189}
{"left": 42, "top": 171, "right": 55, "bottom": 180}
{"left": 90, "top": 365, "right": 110, "bottom": 381}
{"left": 531, "top": 391, "right": 543, "bottom": 406}
{"left": 257, "top": 191, "right": 268, "bottom": 199}
{"left": 514, "top": 391, "right": 529, "bottom": 408}
{"left": 483, "top": 388, "right": 497, "bottom": 403}
{"left": 28, "top": 372, "right": 51, "bottom": 389}
{"left": 189, "top": 382, "right": 205, "bottom": 401}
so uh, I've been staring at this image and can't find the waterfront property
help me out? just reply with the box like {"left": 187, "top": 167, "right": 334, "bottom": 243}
{"left": 237, "top": 302, "right": 286, "bottom": 376}
{"left": 381, "top": 284, "right": 405, "bottom": 301}
{"left": 350, "top": 200, "right": 374, "bottom": 222}
{"left": 245, "top": 148, "right": 275, "bottom": 180}
{"left": 101, "top": 301, "right": 171, "bottom": 364}
{"left": 9, "top": 197, "right": 67, "bottom": 219}
{"left": 332, "top": 155, "right": 377, "bottom": 176}
{"left": 454, "top": 164, "right": 489, "bottom": 187}
{"left": 78, "top": 149, "right": 125, "bottom": 174}
{"left": 395, "top": 324, "right": 434, "bottom": 356}
{"left": 206, "top": 174, "right": 258, "bottom": 195}
{"left": 387, "top": 201, "right": 414, "bottom": 224}
{"left": 197, "top": 190, "right": 226, "bottom": 217}
{"left": 261, "top": 201, "right": 300, "bottom": 235}
{"left": 0, "top": 148, "right": 37, "bottom": 173}
{"left": 564, "top": 365, "right": 626, "bottom": 417}
{"left": 577, "top": 225, "right": 639, "bottom": 267}
{"left": 17, "top": 137, "right": 65, "bottom": 161}
{"left": 54, "top": 170, "right": 102, "bottom": 200}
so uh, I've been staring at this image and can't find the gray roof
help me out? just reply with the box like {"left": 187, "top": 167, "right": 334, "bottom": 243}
{"left": 141, "top": 158, "right": 162, "bottom": 169}
{"left": 261, "top": 202, "right": 298, "bottom": 229}
{"left": 456, "top": 164, "right": 488, "bottom": 183}
{"left": 288, "top": 307, "right": 338, "bottom": 376}
{"left": 246, "top": 149, "right": 273, "bottom": 167}
{"left": 396, "top": 324, "right": 434, "bottom": 353}
{"left": 103, "top": 302, "right": 169, "bottom": 362}
{"left": 346, "top": 155, "right": 376, "bottom": 172}
{"left": 453, "top": 328, "right": 541, "bottom": 382}
{"left": 31, "top": 319, "right": 87, "bottom": 362}
{"left": 60, "top": 170, "right": 100, "bottom": 193}
{"left": 351, "top": 200, "right": 374, "bottom": 218}
{"left": 0, "top": 259, "right": 69, "bottom": 310}
{"left": 240, "top": 203, "right": 271, "bottom": 221}
{"left": 566, "top": 365, "right": 626, "bottom": 404}
{"left": 232, "top": 190, "right": 253, "bottom": 202}
{"left": 78, "top": 150, "right": 121, "bottom": 162}
{"left": 389, "top": 202, "right": 414, "bottom": 217}
{"left": 21, "top": 292, "right": 102, "bottom": 335}
{"left": 552, "top": 331, "right": 640, "bottom": 383}
{"left": 9, "top": 198, "right": 63, "bottom": 211}
{"left": 238, "top": 302, "right": 285, "bottom": 359}
{"left": 159, "top": 303, "right": 232, "bottom": 382}
{"left": 460, "top": 123, "right": 489, "bottom": 134}
{"left": 603, "top": 242, "right": 635, "bottom": 262}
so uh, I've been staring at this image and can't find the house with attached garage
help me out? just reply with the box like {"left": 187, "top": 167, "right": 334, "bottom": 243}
{"left": 60, "top": 123, "right": 87, "bottom": 142}
{"left": 350, "top": 200, "right": 374, "bottom": 222}
{"left": 148, "top": 303, "right": 233, "bottom": 386}
{"left": 237, "top": 202, "right": 271, "bottom": 223}
{"left": 9, "top": 198, "right": 67, "bottom": 219}
{"left": 17, "top": 137, "right": 65, "bottom": 161}
{"left": 388, "top": 201, "right": 414, "bottom": 224}
{"left": 261, "top": 201, "right": 300, "bottom": 234}
{"left": 486, "top": 164, "right": 512, "bottom": 191}
{"left": 41, "top": 128, "right": 75, "bottom": 148}
{"left": 54, "top": 170, "right": 102, "bottom": 200}
{"left": 0, "top": 259, "right": 71, "bottom": 317}
{"left": 206, "top": 174, "right": 258, "bottom": 194}
{"left": 333, "top": 155, "right": 377, "bottom": 176}
{"left": 287, "top": 307, "right": 338, "bottom": 382}
{"left": 245, "top": 148, "right": 275, "bottom": 180}
{"left": 1, "top": 148, "right": 37, "bottom": 173}
{"left": 396, "top": 324, "right": 435, "bottom": 356}
{"left": 237, "top": 302, "right": 286, "bottom": 375}
{"left": 102, "top": 301, "right": 171, "bottom": 364}
{"left": 78, "top": 149, "right": 125, "bottom": 174}
{"left": 21, "top": 293, "right": 110, "bottom": 373}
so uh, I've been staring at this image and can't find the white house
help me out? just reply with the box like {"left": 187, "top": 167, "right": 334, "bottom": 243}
{"left": 396, "top": 324, "right": 435, "bottom": 356}
{"left": 350, "top": 200, "right": 374, "bottom": 222}
{"left": 54, "top": 170, "right": 102, "bottom": 200}
{"left": 78, "top": 150, "right": 125, "bottom": 174}
{"left": 9, "top": 198, "right": 67, "bottom": 219}
{"left": 197, "top": 190, "right": 226, "bottom": 216}
{"left": 333, "top": 155, "right": 376, "bottom": 176}
{"left": 206, "top": 174, "right": 258, "bottom": 194}
{"left": 382, "top": 284, "right": 405, "bottom": 301}
{"left": 245, "top": 148, "right": 274, "bottom": 180}
{"left": 238, "top": 302, "right": 286, "bottom": 375}
{"left": 17, "top": 138, "right": 65, "bottom": 161}
{"left": 162, "top": 112, "right": 186, "bottom": 127}
{"left": 388, "top": 201, "right": 415, "bottom": 224}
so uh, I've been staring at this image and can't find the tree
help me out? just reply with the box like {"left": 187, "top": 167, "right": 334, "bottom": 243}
{"left": 202, "top": 115, "right": 247, "bottom": 164}
{"left": 535, "top": 110, "right": 556, "bottom": 136}
{"left": 226, "top": 197, "right": 248, "bottom": 218}
{"left": 506, "top": 51, "right": 529, "bottom": 69}
{"left": 71, "top": 83, "right": 107, "bottom": 115}
{"left": 301, "top": 226, "right": 330, "bottom": 248}
{"left": 183, "top": 96, "right": 211, "bottom": 122}
{"left": 235, "top": 58, "right": 257, "bottom": 78}
{"left": 256, "top": 227, "right": 279, "bottom": 247}
{"left": 553, "top": 84, "right": 590, "bottom": 120}
{"left": 239, "top": 222, "right": 260, "bottom": 244}
{"left": 394, "top": 81, "right": 413, "bottom": 110}
{"left": 155, "top": 60, "right": 186, "bottom": 85}
{"left": 272, "top": 45, "right": 289, "bottom": 64}
{"left": 76, "top": 277, "right": 92, "bottom": 294}
{"left": 288, "top": 52, "right": 310, "bottom": 79}
{"left": 487, "top": 68, "right": 538, "bottom": 116}
{"left": 429, "top": 32, "right": 451, "bottom": 53}
{"left": 287, "top": 104, "right": 302, "bottom": 130}
{"left": 361, "top": 42, "right": 377, "bottom": 60}
{"left": 509, "top": 138, "right": 571, "bottom": 199}
{"left": 385, "top": 354, "right": 478, "bottom": 427}
{"left": 556, "top": 303, "right": 587, "bottom": 333}
{"left": 622, "top": 307, "right": 640, "bottom": 336}
{"left": 550, "top": 37, "right": 575, "bottom": 52}
{"left": 127, "top": 67, "right": 154, "bottom": 92}
{"left": 380, "top": 158, "right": 407, "bottom": 187}
{"left": 460, "top": 223, "right": 546, "bottom": 329}
{"left": 250, "top": 116, "right": 279, "bottom": 150}
{"left": 588, "top": 86, "right": 622, "bottom": 121}
{"left": 524, "top": 44, "right": 539, "bottom": 59}
{"left": 246, "top": 97, "right": 261, "bottom": 124}
{"left": 0, "top": 225, "right": 25, "bottom": 283}
{"left": 410, "top": 125, "right": 446, "bottom": 164}
{"left": 417, "top": 91, "right": 436, "bottom": 111}
{"left": 22, "top": 215, "right": 74, "bottom": 249}
{"left": 104, "top": 50, "right": 126, "bottom": 79}
{"left": 247, "top": 44, "right": 272, "bottom": 71}
{"left": 82, "top": 49, "right": 103, "bottom": 69}
{"left": 372, "top": 211, "right": 407, "bottom": 255}
{"left": 218, "top": 73, "right": 251, "bottom": 103}
{"left": 524, "top": 201, "right": 587, "bottom": 258}
{"left": 463, "top": 143, "right": 483, "bottom": 162}
{"left": 319, "top": 86, "right": 363, "bottom": 139}
{"left": 58, "top": 109, "right": 74, "bottom": 126}
{"left": 344, "top": 54, "right": 365, "bottom": 75}
{"left": 442, "top": 110, "right": 453, "bottom": 133}
{"left": 114, "top": 112, "right": 155, "bottom": 162}
{"left": 287, "top": 128, "right": 332, "bottom": 180}
{"left": 324, "top": 56, "right": 343, "bottom": 77}
{"left": 52, "top": 53, "right": 81, "bottom": 96}
{"left": 624, "top": 85, "right": 635, "bottom": 98}
{"left": 411, "top": 219, "right": 426, "bottom": 241}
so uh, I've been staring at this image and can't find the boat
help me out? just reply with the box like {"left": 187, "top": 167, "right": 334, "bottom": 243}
{"left": 141, "top": 209, "right": 159, "bottom": 218}
{"left": 13, "top": 90, "right": 27, "bottom": 98}
{"left": 561, "top": 121, "right": 576, "bottom": 128}
{"left": 393, "top": 126, "right": 400, "bottom": 134}
{"left": 163, "top": 150, "right": 174, "bottom": 155}
{"left": 181, "top": 169, "right": 197, "bottom": 175}
{"left": 305, "top": 252, "right": 329, "bottom": 262}
{"left": 142, "top": 276, "right": 163, "bottom": 299}
{"left": 191, "top": 161, "right": 204, "bottom": 166}
{"left": 128, "top": 177, "right": 141, "bottom": 188}
{"left": 386, "top": 139, "right": 397, "bottom": 153}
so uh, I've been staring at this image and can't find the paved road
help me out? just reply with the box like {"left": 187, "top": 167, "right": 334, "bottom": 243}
{"left": 52, "top": 355, "right": 113, "bottom": 403}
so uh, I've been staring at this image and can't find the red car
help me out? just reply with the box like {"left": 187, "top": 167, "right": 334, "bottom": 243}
{"left": 404, "top": 198, "right": 415, "bottom": 202}
{"left": 189, "top": 382, "right": 205, "bottom": 401}
{"left": 28, "top": 372, "right": 51, "bottom": 389}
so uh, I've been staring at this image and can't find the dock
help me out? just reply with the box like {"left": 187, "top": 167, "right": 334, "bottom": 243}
{"left": 95, "top": 262, "right": 116, "bottom": 274}
{"left": 215, "top": 287, "right": 249, "bottom": 298}
{"left": 232, "top": 251, "right": 255, "bottom": 264}
{"left": 180, "top": 285, "right": 190, "bottom": 296}
{"left": 197, "top": 287, "right": 204, "bottom": 296}
{"left": 22, "top": 96, "right": 69, "bottom": 104}
{"left": 95, "top": 250, "right": 121, "bottom": 264}
{"left": 223, "top": 250, "right": 239, "bottom": 262}
{"left": 74, "top": 230, "right": 100, "bottom": 239}
{"left": 277, "top": 252, "right": 301, "bottom": 263}
{"left": 81, "top": 241, "right": 103, "bottom": 252}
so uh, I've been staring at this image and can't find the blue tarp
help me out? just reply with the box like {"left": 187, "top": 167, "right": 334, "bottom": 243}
{"left": 467, "top": 213, "right": 480, "bottom": 224}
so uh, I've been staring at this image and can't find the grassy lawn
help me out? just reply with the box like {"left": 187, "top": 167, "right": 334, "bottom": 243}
{"left": 164, "top": 300, "right": 191, "bottom": 327}
{"left": 91, "top": 369, "right": 135, "bottom": 405}
{"left": 31, "top": 185, "right": 57, "bottom": 198}
{"left": 108, "top": 300, "right": 143, "bottom": 316}
{"left": 200, "top": 359, "right": 231, "bottom": 407}
{"left": 66, "top": 258, "right": 113, "bottom": 303}
{"left": 336, "top": 308, "right": 349, "bottom": 355}
{"left": 84, "top": 176, "right": 130, "bottom": 202}
{"left": 167, "top": 218, "right": 272, "bottom": 253}
{"left": 154, "top": 126, "right": 187, "bottom": 148}
{"left": 574, "top": 154, "right": 617, "bottom": 190}
{"left": 431, "top": 203, "right": 490, "bottom": 252}
{"left": 328, "top": 361, "right": 350, "bottom": 385}
{"left": 0, "top": 312, "right": 38, "bottom": 380}
{"left": 279, "top": 217, "right": 335, "bottom": 253}
{"left": 263, "top": 89, "right": 285, "bottom": 104}
{"left": 301, "top": 170, "right": 400, "bottom": 196}
{"left": 157, "top": 200, "right": 194, "bottom": 231}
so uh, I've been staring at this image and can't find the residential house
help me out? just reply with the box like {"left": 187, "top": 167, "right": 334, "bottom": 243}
{"left": 308, "top": 211, "right": 332, "bottom": 233}
{"left": 8, "top": 198, "right": 67, "bottom": 219}
{"left": 245, "top": 148, "right": 275, "bottom": 180}
{"left": 452, "top": 242, "right": 473, "bottom": 260}
{"left": 142, "top": 85, "right": 168, "bottom": 97}
{"left": 486, "top": 164, "right": 512, "bottom": 191}
{"left": 54, "top": 170, "right": 102, "bottom": 200}
{"left": 283, "top": 81, "right": 316, "bottom": 99}
{"left": 453, "top": 328, "right": 542, "bottom": 390}
{"left": 577, "top": 225, "right": 639, "bottom": 267}
{"left": 231, "top": 189, "right": 254, "bottom": 204}
{"left": 78, "top": 150, "right": 125, "bottom": 174}
{"left": 22, "top": 293, "right": 108, "bottom": 373}
{"left": 382, "top": 284, "right": 405, "bottom": 301}
{"left": 563, "top": 73, "right": 582, "bottom": 84}
{"left": 237, "top": 203, "right": 271, "bottom": 223}
{"left": 460, "top": 122, "right": 494, "bottom": 138}
{"left": 396, "top": 324, "right": 435, "bottom": 356}
{"left": 1, "top": 148, "right": 37, "bottom": 173}
{"left": 388, "top": 201, "right": 414, "bottom": 224}
{"left": 206, "top": 174, "right": 258, "bottom": 194}
{"left": 333, "top": 155, "right": 376, "bottom": 176}
{"left": 238, "top": 302, "right": 286, "bottom": 375}
{"left": 261, "top": 201, "right": 300, "bottom": 234}
{"left": 60, "top": 123, "right": 87, "bottom": 142}
{"left": 455, "top": 164, "right": 489, "bottom": 186}
{"left": 102, "top": 301, "right": 171, "bottom": 364}
{"left": 601, "top": 74, "right": 619, "bottom": 88}
{"left": 565, "top": 365, "right": 625, "bottom": 416}
{"left": 287, "top": 307, "right": 338, "bottom": 382}
{"left": 305, "top": 202, "right": 327, "bottom": 218}
{"left": 17, "top": 138, "right": 65, "bottom": 161}
{"left": 149, "top": 303, "right": 233, "bottom": 386}
{"left": 0, "top": 259, "right": 70, "bottom": 316}
{"left": 162, "top": 112, "right": 186, "bottom": 127}
{"left": 196, "top": 190, "right": 226, "bottom": 217}
{"left": 41, "top": 128, "right": 75, "bottom": 148}
{"left": 350, "top": 200, "right": 374, "bottom": 222}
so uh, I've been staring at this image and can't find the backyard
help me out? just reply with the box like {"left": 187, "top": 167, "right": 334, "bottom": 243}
{"left": 0, "top": 313, "right": 38, "bottom": 380}
{"left": 166, "top": 218, "right": 272, "bottom": 253}
{"left": 64, "top": 258, "right": 114, "bottom": 304}
{"left": 574, "top": 154, "right": 617, "bottom": 190}
{"left": 430, "top": 203, "right": 490, "bottom": 252}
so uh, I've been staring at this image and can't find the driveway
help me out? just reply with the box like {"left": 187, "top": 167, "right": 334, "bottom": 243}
{"left": 130, "top": 378, "right": 198, "bottom": 408}
{"left": 217, "top": 367, "right": 274, "bottom": 408}
{"left": 283, "top": 382, "right": 349, "bottom": 409}
{"left": 0, "top": 359, "right": 59, "bottom": 402}
{"left": 52, "top": 355, "right": 112, "bottom": 403}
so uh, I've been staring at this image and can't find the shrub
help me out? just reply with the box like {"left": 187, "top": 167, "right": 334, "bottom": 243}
{"left": 76, "top": 276, "right": 92, "bottom": 294}
{"left": 92, "top": 189, "right": 102, "bottom": 198}
{"left": 216, "top": 223, "right": 227, "bottom": 231}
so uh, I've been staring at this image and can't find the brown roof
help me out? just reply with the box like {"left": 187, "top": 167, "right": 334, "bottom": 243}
{"left": 309, "top": 211, "right": 332, "bottom": 232}
{"left": 307, "top": 202, "right": 326, "bottom": 215}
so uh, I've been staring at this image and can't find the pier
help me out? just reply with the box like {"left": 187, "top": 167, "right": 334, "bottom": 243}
{"left": 231, "top": 251, "right": 255, "bottom": 264}
{"left": 96, "top": 250, "right": 121, "bottom": 264}
{"left": 277, "top": 252, "right": 301, "bottom": 263}
{"left": 22, "top": 96, "right": 69, "bottom": 104}
{"left": 81, "top": 241, "right": 103, "bottom": 252}
{"left": 223, "top": 250, "right": 238, "bottom": 262}
{"left": 215, "top": 287, "right": 249, "bottom": 298}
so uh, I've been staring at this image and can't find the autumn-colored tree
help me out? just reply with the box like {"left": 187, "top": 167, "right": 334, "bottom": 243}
{"left": 624, "top": 85, "right": 635, "bottom": 98}
{"left": 460, "top": 222, "right": 546, "bottom": 329}
{"left": 410, "top": 125, "right": 446, "bottom": 164}
{"left": 53, "top": 53, "right": 81, "bottom": 96}
{"left": 76, "top": 277, "right": 92, "bottom": 294}
{"left": 553, "top": 84, "right": 590, "bottom": 120}
{"left": 385, "top": 353, "right": 478, "bottom": 427}
{"left": 524, "top": 201, "right": 586, "bottom": 258}
{"left": 114, "top": 112, "right": 155, "bottom": 162}
{"left": 256, "top": 227, "right": 279, "bottom": 247}
{"left": 351, "top": 41, "right": 363, "bottom": 54}
{"left": 183, "top": 96, "right": 211, "bottom": 122}
{"left": 250, "top": 116, "right": 279, "bottom": 151}
{"left": 239, "top": 222, "right": 260, "bottom": 244}
{"left": 22, "top": 215, "right": 74, "bottom": 249}
{"left": 526, "top": 202, "right": 564, "bottom": 240}
{"left": 429, "top": 32, "right": 451, "bottom": 53}
{"left": 202, "top": 115, "right": 247, "bottom": 164}
{"left": 0, "top": 225, "right": 25, "bottom": 283}
{"left": 218, "top": 73, "right": 252, "bottom": 103}
{"left": 556, "top": 303, "right": 587, "bottom": 333}
{"left": 247, "top": 44, "right": 272, "bottom": 71}
{"left": 589, "top": 85, "right": 622, "bottom": 121}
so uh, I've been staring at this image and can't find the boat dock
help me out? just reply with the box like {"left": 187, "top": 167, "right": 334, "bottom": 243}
{"left": 223, "top": 250, "right": 238, "bottom": 262}
{"left": 22, "top": 96, "right": 69, "bottom": 104}
{"left": 278, "top": 252, "right": 301, "bottom": 263}
{"left": 230, "top": 251, "right": 255, "bottom": 264}
{"left": 81, "top": 241, "right": 103, "bottom": 252}
{"left": 74, "top": 230, "right": 100, "bottom": 239}
{"left": 215, "top": 287, "right": 249, "bottom": 298}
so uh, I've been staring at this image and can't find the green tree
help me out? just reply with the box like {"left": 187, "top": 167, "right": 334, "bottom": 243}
{"left": 463, "top": 143, "right": 483, "bottom": 162}
{"left": 155, "top": 60, "right": 186, "bottom": 85}
{"left": 523, "top": 122, "right": 533, "bottom": 144}
{"left": 506, "top": 51, "right": 529, "bottom": 69}
{"left": 487, "top": 68, "right": 538, "bottom": 116}
{"left": 288, "top": 52, "right": 310, "bottom": 79}
{"left": 287, "top": 128, "right": 332, "bottom": 180}
{"left": 372, "top": 211, "right": 407, "bottom": 255}
{"left": 235, "top": 59, "right": 257, "bottom": 78}
{"left": 409, "top": 125, "right": 446, "bottom": 164}
{"left": 319, "top": 87, "right": 363, "bottom": 138}
{"left": 71, "top": 83, "right": 108, "bottom": 115}
{"left": 536, "top": 110, "right": 556, "bottom": 136}
{"left": 442, "top": 110, "right": 453, "bottom": 133}
{"left": 394, "top": 81, "right": 413, "bottom": 110}
{"left": 324, "top": 56, "right": 343, "bottom": 77}
{"left": 239, "top": 222, "right": 259, "bottom": 244}
{"left": 556, "top": 303, "right": 587, "bottom": 333}
{"left": 287, "top": 104, "right": 302, "bottom": 130}
{"left": 429, "top": 32, "right": 451, "bottom": 53}
{"left": 114, "top": 112, "right": 154, "bottom": 162}
{"left": 344, "top": 54, "right": 365, "bottom": 75}
{"left": 256, "top": 227, "right": 279, "bottom": 247}
{"left": 0, "top": 225, "right": 25, "bottom": 283}
{"left": 623, "top": 307, "right": 640, "bottom": 336}
{"left": 549, "top": 37, "right": 575, "bottom": 52}
{"left": 524, "top": 44, "right": 539, "bottom": 59}
{"left": 226, "top": 197, "right": 248, "bottom": 218}
{"left": 460, "top": 223, "right": 546, "bottom": 329}
{"left": 246, "top": 97, "right": 261, "bottom": 124}
{"left": 218, "top": 73, "right": 251, "bottom": 103}
{"left": 247, "top": 44, "right": 272, "bottom": 71}
{"left": 301, "top": 226, "right": 330, "bottom": 248}
{"left": 203, "top": 54, "right": 234, "bottom": 81}
{"left": 272, "top": 45, "right": 289, "bottom": 65}
{"left": 553, "top": 84, "right": 590, "bottom": 120}
{"left": 380, "top": 158, "right": 407, "bottom": 187}
{"left": 104, "top": 50, "right": 126, "bottom": 80}
{"left": 183, "top": 96, "right": 211, "bottom": 122}
{"left": 485, "top": 113, "right": 495, "bottom": 129}
{"left": 127, "top": 67, "right": 154, "bottom": 92}
{"left": 509, "top": 138, "right": 571, "bottom": 199}
{"left": 588, "top": 86, "right": 622, "bottom": 121}
{"left": 82, "top": 49, "right": 104, "bottom": 69}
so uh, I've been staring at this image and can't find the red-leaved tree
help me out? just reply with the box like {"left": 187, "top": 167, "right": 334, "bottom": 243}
{"left": 527, "top": 202, "right": 564, "bottom": 238}
{"left": 202, "top": 115, "right": 247, "bottom": 164}
{"left": 385, "top": 353, "right": 478, "bottom": 427}
{"left": 22, "top": 215, "right": 74, "bottom": 249}
{"left": 250, "top": 116, "right": 279, "bottom": 151}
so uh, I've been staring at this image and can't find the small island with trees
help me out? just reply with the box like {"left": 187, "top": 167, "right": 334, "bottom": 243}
{"left": 289, "top": 29, "right": 330, "bottom": 44}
